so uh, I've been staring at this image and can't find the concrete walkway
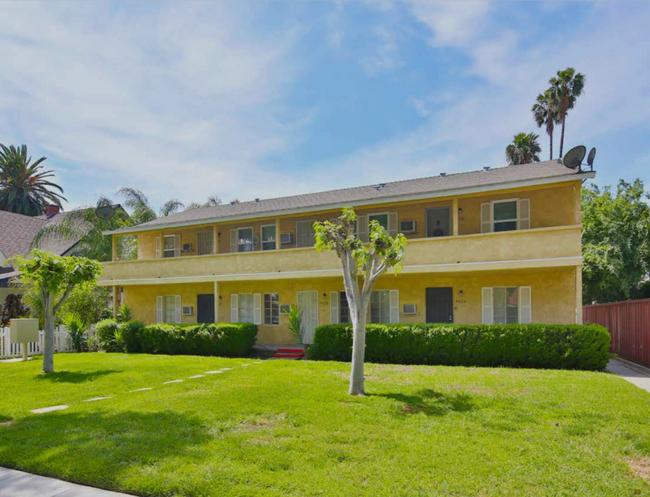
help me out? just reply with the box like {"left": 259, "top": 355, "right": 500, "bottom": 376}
{"left": 0, "top": 467, "right": 130, "bottom": 497}
{"left": 606, "top": 358, "right": 650, "bottom": 393}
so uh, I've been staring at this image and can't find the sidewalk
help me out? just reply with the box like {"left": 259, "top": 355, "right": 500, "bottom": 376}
{"left": 606, "top": 358, "right": 650, "bottom": 393}
{"left": 0, "top": 467, "right": 130, "bottom": 497}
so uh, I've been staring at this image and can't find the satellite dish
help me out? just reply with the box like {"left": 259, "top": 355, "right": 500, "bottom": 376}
{"left": 95, "top": 205, "right": 116, "bottom": 220}
{"left": 562, "top": 146, "right": 587, "bottom": 170}
{"left": 587, "top": 147, "right": 596, "bottom": 167}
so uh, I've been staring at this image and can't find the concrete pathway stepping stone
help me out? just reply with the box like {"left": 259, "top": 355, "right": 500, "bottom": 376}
{"left": 30, "top": 405, "right": 68, "bottom": 414}
{"left": 204, "top": 370, "right": 223, "bottom": 374}
{"left": 241, "top": 364, "right": 251, "bottom": 367}
{"left": 131, "top": 387, "right": 153, "bottom": 392}
{"left": 83, "top": 397, "right": 112, "bottom": 403}
{"left": 220, "top": 368, "right": 232, "bottom": 371}
{"left": 163, "top": 379, "right": 184, "bottom": 384}
{"left": 0, "top": 466, "right": 129, "bottom": 496}
{"left": 188, "top": 375, "right": 205, "bottom": 379}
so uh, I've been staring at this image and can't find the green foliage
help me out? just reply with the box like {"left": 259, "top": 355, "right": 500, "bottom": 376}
{"left": 117, "top": 303, "right": 135, "bottom": 323}
{"left": 310, "top": 323, "right": 611, "bottom": 371}
{"left": 283, "top": 305, "right": 303, "bottom": 343}
{"left": 95, "top": 319, "right": 120, "bottom": 352}
{"left": 61, "top": 312, "right": 87, "bottom": 353}
{"left": 582, "top": 179, "right": 650, "bottom": 303}
{"left": 549, "top": 67, "right": 586, "bottom": 157}
{"left": 505, "top": 132, "right": 541, "bottom": 165}
{"left": 532, "top": 88, "right": 559, "bottom": 159}
{"left": 116, "top": 320, "right": 145, "bottom": 353}
{"left": 138, "top": 323, "right": 258, "bottom": 357}
{"left": 59, "top": 283, "right": 111, "bottom": 326}
{"left": 0, "top": 144, "right": 66, "bottom": 216}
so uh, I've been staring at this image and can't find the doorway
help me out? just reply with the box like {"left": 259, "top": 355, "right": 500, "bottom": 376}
{"left": 426, "top": 207, "right": 451, "bottom": 237}
{"left": 297, "top": 291, "right": 319, "bottom": 344}
{"left": 425, "top": 287, "right": 454, "bottom": 323}
{"left": 197, "top": 294, "right": 215, "bottom": 324}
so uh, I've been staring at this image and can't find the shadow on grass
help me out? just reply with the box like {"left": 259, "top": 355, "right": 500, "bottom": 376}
{"left": 370, "top": 388, "right": 477, "bottom": 416}
{"left": 34, "top": 369, "right": 119, "bottom": 383}
{"left": 0, "top": 409, "right": 211, "bottom": 491}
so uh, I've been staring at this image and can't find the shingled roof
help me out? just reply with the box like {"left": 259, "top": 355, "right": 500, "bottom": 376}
{"left": 107, "top": 160, "right": 594, "bottom": 234}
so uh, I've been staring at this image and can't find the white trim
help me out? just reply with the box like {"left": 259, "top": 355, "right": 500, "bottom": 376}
{"left": 518, "top": 198, "right": 531, "bottom": 230}
{"left": 519, "top": 286, "right": 532, "bottom": 324}
{"left": 491, "top": 199, "right": 518, "bottom": 232}
{"left": 105, "top": 172, "right": 594, "bottom": 235}
{"left": 389, "top": 289, "right": 399, "bottom": 324}
{"left": 253, "top": 293, "right": 262, "bottom": 325}
{"left": 481, "top": 288, "right": 493, "bottom": 324}
{"left": 330, "top": 291, "right": 339, "bottom": 324}
{"left": 231, "top": 294, "right": 239, "bottom": 322}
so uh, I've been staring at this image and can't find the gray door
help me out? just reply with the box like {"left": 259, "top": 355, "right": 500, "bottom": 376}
{"left": 426, "top": 207, "right": 451, "bottom": 237}
{"left": 197, "top": 294, "right": 215, "bottom": 324}
{"left": 426, "top": 287, "right": 454, "bottom": 323}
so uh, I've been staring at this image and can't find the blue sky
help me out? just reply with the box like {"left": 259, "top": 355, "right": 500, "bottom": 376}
{"left": 1, "top": 1, "right": 649, "bottom": 210}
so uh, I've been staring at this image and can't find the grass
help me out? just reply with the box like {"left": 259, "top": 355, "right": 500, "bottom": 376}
{"left": 1, "top": 354, "right": 650, "bottom": 496}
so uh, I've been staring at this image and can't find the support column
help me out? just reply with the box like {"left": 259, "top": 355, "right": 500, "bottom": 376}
{"left": 214, "top": 281, "right": 219, "bottom": 323}
{"left": 112, "top": 286, "right": 118, "bottom": 318}
{"left": 575, "top": 267, "right": 583, "bottom": 324}
{"left": 213, "top": 225, "right": 219, "bottom": 254}
{"left": 452, "top": 198, "right": 459, "bottom": 236}
{"left": 112, "top": 235, "right": 118, "bottom": 261}
{"left": 275, "top": 218, "right": 281, "bottom": 250}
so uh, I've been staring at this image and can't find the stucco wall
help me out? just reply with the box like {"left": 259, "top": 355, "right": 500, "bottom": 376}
{"left": 121, "top": 267, "right": 579, "bottom": 346}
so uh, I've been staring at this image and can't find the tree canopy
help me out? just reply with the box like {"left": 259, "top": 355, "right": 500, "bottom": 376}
{"left": 505, "top": 132, "right": 541, "bottom": 165}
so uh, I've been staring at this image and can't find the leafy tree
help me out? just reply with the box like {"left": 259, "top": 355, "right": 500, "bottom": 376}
{"left": 582, "top": 180, "right": 650, "bottom": 303}
{"left": 185, "top": 195, "right": 222, "bottom": 210}
{"left": 0, "top": 144, "right": 66, "bottom": 216}
{"left": 505, "top": 132, "right": 542, "bottom": 165}
{"left": 532, "top": 88, "right": 559, "bottom": 160}
{"left": 12, "top": 250, "right": 102, "bottom": 373}
{"left": 549, "top": 67, "right": 585, "bottom": 157}
{"left": 314, "top": 207, "right": 406, "bottom": 395}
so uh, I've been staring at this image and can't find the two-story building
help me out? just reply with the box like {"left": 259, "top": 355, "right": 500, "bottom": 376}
{"left": 99, "top": 160, "right": 594, "bottom": 346}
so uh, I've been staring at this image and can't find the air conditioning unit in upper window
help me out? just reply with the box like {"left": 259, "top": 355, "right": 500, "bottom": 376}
{"left": 182, "top": 306, "right": 194, "bottom": 316}
{"left": 280, "top": 233, "right": 293, "bottom": 244}
{"left": 400, "top": 220, "right": 416, "bottom": 233}
{"left": 182, "top": 243, "right": 192, "bottom": 252}
{"left": 402, "top": 304, "right": 417, "bottom": 315}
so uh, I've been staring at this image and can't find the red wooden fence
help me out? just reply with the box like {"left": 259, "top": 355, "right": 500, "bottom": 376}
{"left": 583, "top": 298, "right": 650, "bottom": 368}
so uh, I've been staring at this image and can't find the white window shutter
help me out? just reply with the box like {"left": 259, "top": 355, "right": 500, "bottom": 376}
{"left": 174, "top": 295, "right": 182, "bottom": 323}
{"left": 174, "top": 235, "right": 181, "bottom": 257}
{"left": 330, "top": 291, "right": 339, "bottom": 324}
{"left": 230, "top": 229, "right": 237, "bottom": 253}
{"left": 481, "top": 287, "right": 493, "bottom": 324}
{"left": 156, "top": 237, "right": 161, "bottom": 258}
{"left": 519, "top": 286, "right": 532, "bottom": 324}
{"left": 231, "top": 294, "right": 239, "bottom": 322}
{"left": 254, "top": 293, "right": 262, "bottom": 325}
{"left": 357, "top": 215, "right": 369, "bottom": 242}
{"left": 389, "top": 290, "right": 400, "bottom": 323}
{"left": 481, "top": 203, "right": 492, "bottom": 233}
{"left": 388, "top": 213, "right": 398, "bottom": 237}
{"left": 518, "top": 199, "right": 530, "bottom": 230}
{"left": 156, "top": 296, "right": 163, "bottom": 323}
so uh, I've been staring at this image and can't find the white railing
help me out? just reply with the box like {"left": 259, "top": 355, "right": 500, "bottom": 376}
{"left": 0, "top": 327, "right": 72, "bottom": 359}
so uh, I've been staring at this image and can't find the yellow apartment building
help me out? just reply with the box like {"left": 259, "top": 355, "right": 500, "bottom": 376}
{"left": 99, "top": 160, "right": 594, "bottom": 346}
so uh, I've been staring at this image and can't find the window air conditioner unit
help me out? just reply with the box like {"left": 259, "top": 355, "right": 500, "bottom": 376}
{"left": 400, "top": 220, "right": 416, "bottom": 233}
{"left": 280, "top": 233, "right": 293, "bottom": 244}
{"left": 182, "top": 306, "right": 194, "bottom": 316}
{"left": 402, "top": 304, "right": 417, "bottom": 315}
{"left": 182, "top": 243, "right": 192, "bottom": 252}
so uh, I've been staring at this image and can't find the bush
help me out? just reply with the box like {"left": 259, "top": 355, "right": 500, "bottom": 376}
{"left": 117, "top": 320, "right": 145, "bottom": 353}
{"left": 62, "top": 312, "right": 87, "bottom": 352}
{"left": 137, "top": 323, "right": 257, "bottom": 357}
{"left": 309, "top": 323, "right": 612, "bottom": 371}
{"left": 95, "top": 319, "right": 119, "bottom": 352}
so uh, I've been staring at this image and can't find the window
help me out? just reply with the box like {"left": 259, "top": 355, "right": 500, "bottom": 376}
{"left": 493, "top": 200, "right": 518, "bottom": 232}
{"left": 296, "top": 220, "right": 316, "bottom": 248}
{"left": 261, "top": 225, "right": 276, "bottom": 251}
{"left": 368, "top": 213, "right": 388, "bottom": 230}
{"left": 370, "top": 290, "right": 391, "bottom": 323}
{"left": 238, "top": 294, "right": 255, "bottom": 323}
{"left": 264, "top": 293, "right": 279, "bottom": 324}
{"left": 197, "top": 230, "right": 214, "bottom": 255}
{"left": 157, "top": 295, "right": 180, "bottom": 324}
{"left": 163, "top": 235, "right": 177, "bottom": 258}
{"left": 493, "top": 287, "right": 519, "bottom": 324}
{"left": 237, "top": 228, "right": 254, "bottom": 252}
{"left": 339, "top": 291, "right": 350, "bottom": 323}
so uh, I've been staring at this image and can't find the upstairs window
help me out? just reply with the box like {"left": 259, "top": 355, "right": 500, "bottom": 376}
{"left": 197, "top": 230, "right": 214, "bottom": 255}
{"left": 237, "top": 228, "right": 254, "bottom": 252}
{"left": 296, "top": 220, "right": 316, "bottom": 248}
{"left": 481, "top": 199, "right": 530, "bottom": 233}
{"left": 261, "top": 225, "right": 276, "bottom": 251}
{"left": 493, "top": 200, "right": 518, "bottom": 232}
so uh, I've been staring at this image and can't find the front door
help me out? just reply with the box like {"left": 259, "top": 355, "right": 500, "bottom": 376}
{"left": 426, "top": 207, "right": 451, "bottom": 237}
{"left": 197, "top": 294, "right": 215, "bottom": 324}
{"left": 297, "top": 291, "right": 319, "bottom": 344}
{"left": 426, "top": 287, "right": 454, "bottom": 323}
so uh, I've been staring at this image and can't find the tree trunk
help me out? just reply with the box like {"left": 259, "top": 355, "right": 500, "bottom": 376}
{"left": 559, "top": 115, "right": 566, "bottom": 158}
{"left": 42, "top": 295, "right": 55, "bottom": 374}
{"left": 549, "top": 131, "right": 553, "bottom": 160}
{"left": 349, "top": 310, "right": 367, "bottom": 396}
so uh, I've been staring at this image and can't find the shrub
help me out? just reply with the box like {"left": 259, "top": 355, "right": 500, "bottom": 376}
{"left": 309, "top": 323, "right": 612, "bottom": 371}
{"left": 138, "top": 323, "right": 257, "bottom": 357}
{"left": 117, "top": 320, "right": 145, "bottom": 353}
{"left": 95, "top": 319, "right": 119, "bottom": 352}
{"left": 62, "top": 312, "right": 87, "bottom": 352}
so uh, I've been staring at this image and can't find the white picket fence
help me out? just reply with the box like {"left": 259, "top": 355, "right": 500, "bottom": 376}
{"left": 0, "top": 327, "right": 72, "bottom": 358}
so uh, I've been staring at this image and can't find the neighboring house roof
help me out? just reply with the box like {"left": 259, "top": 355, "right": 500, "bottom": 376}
{"left": 0, "top": 209, "right": 82, "bottom": 282}
{"left": 107, "top": 160, "right": 594, "bottom": 235}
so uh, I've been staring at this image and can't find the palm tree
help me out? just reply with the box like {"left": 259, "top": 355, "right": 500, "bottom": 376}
{"left": 549, "top": 67, "right": 586, "bottom": 157}
{"left": 0, "top": 144, "right": 66, "bottom": 216}
{"left": 532, "top": 88, "right": 559, "bottom": 160}
{"left": 185, "top": 195, "right": 222, "bottom": 210}
{"left": 505, "top": 132, "right": 542, "bottom": 165}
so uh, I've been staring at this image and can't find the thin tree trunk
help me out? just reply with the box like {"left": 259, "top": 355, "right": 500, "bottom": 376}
{"left": 549, "top": 131, "right": 553, "bottom": 160}
{"left": 349, "top": 309, "right": 367, "bottom": 396}
{"left": 42, "top": 295, "right": 55, "bottom": 374}
{"left": 559, "top": 116, "right": 566, "bottom": 158}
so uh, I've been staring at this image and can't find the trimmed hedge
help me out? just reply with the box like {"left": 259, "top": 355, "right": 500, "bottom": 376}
{"left": 309, "top": 323, "right": 611, "bottom": 370}
{"left": 95, "top": 319, "right": 120, "bottom": 352}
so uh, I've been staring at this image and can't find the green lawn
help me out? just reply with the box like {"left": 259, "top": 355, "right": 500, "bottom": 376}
{"left": 1, "top": 354, "right": 650, "bottom": 496}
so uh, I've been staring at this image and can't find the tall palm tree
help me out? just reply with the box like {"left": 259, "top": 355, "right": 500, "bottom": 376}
{"left": 549, "top": 67, "right": 586, "bottom": 157}
{"left": 505, "top": 132, "right": 542, "bottom": 165}
{"left": 0, "top": 144, "right": 66, "bottom": 216}
{"left": 532, "top": 88, "right": 560, "bottom": 160}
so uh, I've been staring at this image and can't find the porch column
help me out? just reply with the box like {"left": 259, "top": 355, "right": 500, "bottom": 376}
{"left": 112, "top": 286, "right": 118, "bottom": 318}
{"left": 112, "top": 235, "right": 118, "bottom": 261}
{"left": 214, "top": 281, "right": 219, "bottom": 323}
{"left": 452, "top": 198, "right": 459, "bottom": 236}
{"left": 275, "top": 218, "right": 281, "bottom": 250}
{"left": 575, "top": 267, "right": 583, "bottom": 324}
{"left": 213, "top": 225, "right": 219, "bottom": 254}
